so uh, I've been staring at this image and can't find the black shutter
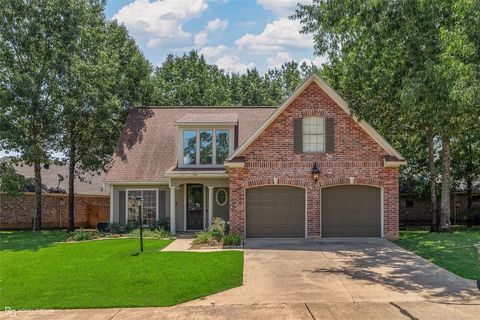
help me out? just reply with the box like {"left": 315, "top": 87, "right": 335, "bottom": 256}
{"left": 325, "top": 118, "right": 335, "bottom": 153}
{"left": 293, "top": 118, "right": 303, "bottom": 154}
{"left": 158, "top": 190, "right": 166, "bottom": 220}
{"left": 119, "top": 190, "right": 126, "bottom": 225}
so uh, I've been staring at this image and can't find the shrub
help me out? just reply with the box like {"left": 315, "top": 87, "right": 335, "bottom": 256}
{"left": 71, "top": 229, "right": 98, "bottom": 241}
{"left": 126, "top": 221, "right": 140, "bottom": 232}
{"left": 210, "top": 217, "right": 226, "bottom": 236}
{"left": 193, "top": 230, "right": 213, "bottom": 244}
{"left": 148, "top": 218, "right": 170, "bottom": 231}
{"left": 109, "top": 223, "right": 126, "bottom": 234}
{"left": 126, "top": 228, "right": 174, "bottom": 239}
{"left": 222, "top": 234, "right": 241, "bottom": 246}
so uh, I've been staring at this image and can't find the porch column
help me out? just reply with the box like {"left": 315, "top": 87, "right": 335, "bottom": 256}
{"left": 208, "top": 186, "right": 214, "bottom": 228}
{"left": 170, "top": 187, "right": 176, "bottom": 233}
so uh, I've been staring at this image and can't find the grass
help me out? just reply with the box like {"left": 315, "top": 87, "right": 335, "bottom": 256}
{"left": 394, "top": 229, "right": 480, "bottom": 280}
{"left": 0, "top": 231, "right": 243, "bottom": 310}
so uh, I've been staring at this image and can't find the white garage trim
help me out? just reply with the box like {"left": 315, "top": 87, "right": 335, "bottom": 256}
{"left": 320, "top": 184, "right": 384, "bottom": 238}
{"left": 244, "top": 185, "right": 308, "bottom": 239}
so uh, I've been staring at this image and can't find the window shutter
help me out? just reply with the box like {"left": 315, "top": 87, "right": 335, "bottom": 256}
{"left": 293, "top": 118, "right": 303, "bottom": 154}
{"left": 158, "top": 190, "right": 166, "bottom": 220}
{"left": 325, "top": 118, "right": 335, "bottom": 153}
{"left": 119, "top": 191, "right": 126, "bottom": 225}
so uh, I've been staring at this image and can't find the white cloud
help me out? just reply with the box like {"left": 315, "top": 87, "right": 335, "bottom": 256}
{"left": 235, "top": 18, "right": 313, "bottom": 54}
{"left": 257, "top": 0, "right": 311, "bottom": 17}
{"left": 215, "top": 55, "right": 255, "bottom": 73}
{"left": 113, "top": 0, "right": 208, "bottom": 48}
{"left": 206, "top": 18, "right": 228, "bottom": 31}
{"left": 199, "top": 45, "right": 228, "bottom": 61}
{"left": 194, "top": 31, "right": 208, "bottom": 47}
{"left": 266, "top": 52, "right": 293, "bottom": 69}
{"left": 300, "top": 55, "right": 328, "bottom": 67}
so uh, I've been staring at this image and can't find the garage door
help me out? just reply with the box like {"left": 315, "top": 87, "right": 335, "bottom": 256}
{"left": 322, "top": 185, "right": 381, "bottom": 237}
{"left": 246, "top": 186, "right": 305, "bottom": 238}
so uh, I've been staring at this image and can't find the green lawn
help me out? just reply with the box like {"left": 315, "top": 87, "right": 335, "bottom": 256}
{"left": 394, "top": 229, "right": 480, "bottom": 280}
{"left": 0, "top": 231, "right": 243, "bottom": 309}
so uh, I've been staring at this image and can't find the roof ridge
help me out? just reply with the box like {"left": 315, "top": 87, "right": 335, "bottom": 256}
{"left": 135, "top": 106, "right": 278, "bottom": 109}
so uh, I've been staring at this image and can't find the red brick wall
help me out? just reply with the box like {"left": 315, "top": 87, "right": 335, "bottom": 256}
{"left": 228, "top": 82, "right": 400, "bottom": 239}
{"left": 0, "top": 193, "right": 109, "bottom": 230}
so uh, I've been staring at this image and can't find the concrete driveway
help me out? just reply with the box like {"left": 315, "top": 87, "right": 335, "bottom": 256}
{"left": 185, "top": 238, "right": 478, "bottom": 306}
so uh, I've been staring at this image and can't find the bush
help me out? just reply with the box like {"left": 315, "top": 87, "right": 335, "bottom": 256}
{"left": 211, "top": 217, "right": 226, "bottom": 236}
{"left": 71, "top": 229, "right": 98, "bottom": 241}
{"left": 126, "top": 228, "right": 174, "bottom": 239}
{"left": 109, "top": 223, "right": 126, "bottom": 234}
{"left": 193, "top": 230, "right": 214, "bottom": 244}
{"left": 222, "top": 234, "right": 241, "bottom": 246}
{"left": 148, "top": 218, "right": 170, "bottom": 231}
{"left": 126, "top": 221, "right": 140, "bottom": 232}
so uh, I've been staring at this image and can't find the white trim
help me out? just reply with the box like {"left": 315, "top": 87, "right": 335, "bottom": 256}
{"left": 215, "top": 188, "right": 228, "bottom": 206}
{"left": 106, "top": 181, "right": 168, "bottom": 186}
{"left": 223, "top": 161, "right": 245, "bottom": 168}
{"left": 384, "top": 159, "right": 407, "bottom": 167}
{"left": 319, "top": 184, "right": 384, "bottom": 238}
{"left": 165, "top": 172, "right": 228, "bottom": 179}
{"left": 125, "top": 188, "right": 159, "bottom": 224}
{"left": 175, "top": 121, "right": 238, "bottom": 126}
{"left": 109, "top": 185, "right": 114, "bottom": 223}
{"left": 170, "top": 186, "right": 176, "bottom": 233}
{"left": 244, "top": 184, "right": 308, "bottom": 239}
{"left": 227, "top": 74, "right": 404, "bottom": 161}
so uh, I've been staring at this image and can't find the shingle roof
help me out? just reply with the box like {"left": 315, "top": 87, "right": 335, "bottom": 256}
{"left": 175, "top": 113, "right": 239, "bottom": 124}
{"left": 1, "top": 156, "right": 108, "bottom": 195}
{"left": 105, "top": 107, "right": 277, "bottom": 183}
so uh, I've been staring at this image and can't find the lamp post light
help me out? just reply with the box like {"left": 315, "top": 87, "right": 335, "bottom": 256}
{"left": 136, "top": 195, "right": 144, "bottom": 252}
{"left": 312, "top": 162, "right": 320, "bottom": 182}
{"left": 129, "top": 195, "right": 144, "bottom": 253}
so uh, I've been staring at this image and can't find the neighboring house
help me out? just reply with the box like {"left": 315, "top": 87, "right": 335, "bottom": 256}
{"left": 0, "top": 157, "right": 109, "bottom": 229}
{"left": 106, "top": 74, "right": 406, "bottom": 239}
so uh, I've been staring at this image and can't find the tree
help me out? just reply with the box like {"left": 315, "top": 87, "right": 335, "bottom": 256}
{"left": 53, "top": 1, "right": 153, "bottom": 232}
{"left": 0, "top": 161, "right": 27, "bottom": 196}
{"left": 295, "top": 0, "right": 480, "bottom": 231}
{"left": 0, "top": 0, "right": 63, "bottom": 231}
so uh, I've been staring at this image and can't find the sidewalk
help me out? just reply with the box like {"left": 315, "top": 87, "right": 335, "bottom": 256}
{"left": 2, "top": 301, "right": 479, "bottom": 320}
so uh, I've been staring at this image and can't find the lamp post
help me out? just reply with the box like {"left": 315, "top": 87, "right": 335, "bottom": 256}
{"left": 136, "top": 195, "right": 144, "bottom": 252}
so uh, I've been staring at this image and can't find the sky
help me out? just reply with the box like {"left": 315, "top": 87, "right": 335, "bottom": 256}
{"left": 104, "top": 0, "right": 326, "bottom": 73}
{"left": 1, "top": 0, "right": 326, "bottom": 158}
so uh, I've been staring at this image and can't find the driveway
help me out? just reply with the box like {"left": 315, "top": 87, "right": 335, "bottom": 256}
{"left": 185, "top": 238, "right": 478, "bottom": 306}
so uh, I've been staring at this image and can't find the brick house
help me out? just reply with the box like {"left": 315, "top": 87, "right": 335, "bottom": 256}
{"left": 106, "top": 74, "right": 406, "bottom": 239}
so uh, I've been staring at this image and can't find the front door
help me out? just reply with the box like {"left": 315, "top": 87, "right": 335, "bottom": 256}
{"left": 187, "top": 184, "right": 204, "bottom": 230}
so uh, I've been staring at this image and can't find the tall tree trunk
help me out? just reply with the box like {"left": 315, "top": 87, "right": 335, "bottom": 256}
{"left": 427, "top": 128, "right": 438, "bottom": 232}
{"left": 33, "top": 162, "right": 42, "bottom": 231}
{"left": 67, "top": 141, "right": 76, "bottom": 232}
{"left": 440, "top": 137, "right": 451, "bottom": 232}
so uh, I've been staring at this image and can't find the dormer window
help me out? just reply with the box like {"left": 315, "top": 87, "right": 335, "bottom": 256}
{"left": 176, "top": 113, "right": 237, "bottom": 167}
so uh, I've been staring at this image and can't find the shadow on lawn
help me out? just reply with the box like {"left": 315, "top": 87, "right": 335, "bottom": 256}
{"left": 0, "top": 231, "right": 69, "bottom": 252}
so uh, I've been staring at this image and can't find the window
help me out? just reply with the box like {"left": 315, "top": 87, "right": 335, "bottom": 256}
{"left": 216, "top": 130, "right": 229, "bottom": 164}
{"left": 216, "top": 188, "right": 228, "bottom": 206}
{"left": 303, "top": 117, "right": 324, "bottom": 152}
{"left": 200, "top": 130, "right": 213, "bottom": 164}
{"left": 182, "top": 129, "right": 230, "bottom": 166}
{"left": 406, "top": 200, "right": 414, "bottom": 208}
{"left": 127, "top": 190, "right": 157, "bottom": 225}
{"left": 183, "top": 130, "right": 197, "bottom": 165}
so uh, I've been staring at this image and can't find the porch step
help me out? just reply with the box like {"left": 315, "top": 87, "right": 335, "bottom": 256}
{"left": 176, "top": 232, "right": 196, "bottom": 239}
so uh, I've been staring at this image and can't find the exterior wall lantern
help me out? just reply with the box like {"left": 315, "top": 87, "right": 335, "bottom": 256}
{"left": 312, "top": 162, "right": 320, "bottom": 182}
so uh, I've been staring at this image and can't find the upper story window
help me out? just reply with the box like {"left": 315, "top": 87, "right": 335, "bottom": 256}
{"left": 302, "top": 116, "right": 325, "bottom": 152}
{"left": 182, "top": 129, "right": 231, "bottom": 166}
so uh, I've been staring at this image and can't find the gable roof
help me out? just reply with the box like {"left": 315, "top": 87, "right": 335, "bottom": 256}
{"left": 175, "top": 113, "right": 239, "bottom": 125}
{"left": 105, "top": 107, "right": 276, "bottom": 183}
{"left": 227, "top": 74, "right": 405, "bottom": 162}
{"left": 1, "top": 156, "right": 108, "bottom": 195}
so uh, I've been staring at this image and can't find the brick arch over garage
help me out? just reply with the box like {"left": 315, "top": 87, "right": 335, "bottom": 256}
{"left": 319, "top": 177, "right": 384, "bottom": 188}
{"left": 244, "top": 178, "right": 309, "bottom": 189}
